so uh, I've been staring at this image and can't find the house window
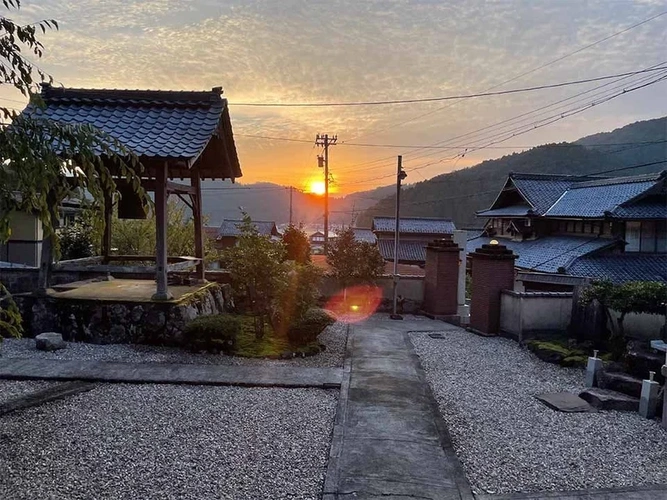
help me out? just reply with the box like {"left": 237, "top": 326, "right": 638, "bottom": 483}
{"left": 583, "top": 222, "right": 591, "bottom": 234}
{"left": 566, "top": 221, "right": 574, "bottom": 233}
{"left": 592, "top": 222, "right": 601, "bottom": 235}
{"left": 641, "top": 221, "right": 656, "bottom": 253}
{"left": 657, "top": 223, "right": 667, "bottom": 252}
{"left": 625, "top": 221, "right": 641, "bottom": 252}
{"left": 574, "top": 221, "right": 583, "bottom": 233}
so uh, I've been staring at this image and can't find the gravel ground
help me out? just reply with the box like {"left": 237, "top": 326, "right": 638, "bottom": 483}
{"left": 410, "top": 328, "right": 667, "bottom": 495}
{"left": 1, "top": 322, "right": 348, "bottom": 368}
{"left": 0, "top": 380, "right": 57, "bottom": 405}
{"left": 0, "top": 384, "right": 337, "bottom": 500}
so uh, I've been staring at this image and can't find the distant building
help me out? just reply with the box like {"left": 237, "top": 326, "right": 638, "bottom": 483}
{"left": 469, "top": 171, "right": 667, "bottom": 289}
{"left": 372, "top": 216, "right": 456, "bottom": 265}
{"left": 207, "top": 219, "right": 280, "bottom": 250}
{"left": 309, "top": 227, "right": 375, "bottom": 254}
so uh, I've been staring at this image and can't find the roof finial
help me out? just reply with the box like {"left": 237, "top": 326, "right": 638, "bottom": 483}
{"left": 212, "top": 86, "right": 223, "bottom": 95}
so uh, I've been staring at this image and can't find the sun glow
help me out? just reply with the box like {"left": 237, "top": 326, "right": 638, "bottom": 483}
{"left": 309, "top": 180, "right": 326, "bottom": 196}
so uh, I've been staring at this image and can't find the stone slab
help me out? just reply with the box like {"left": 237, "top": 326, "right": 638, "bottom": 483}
{"left": 0, "top": 381, "right": 97, "bottom": 416}
{"left": 476, "top": 483, "right": 667, "bottom": 499}
{"left": 0, "top": 358, "right": 342, "bottom": 388}
{"left": 323, "top": 317, "right": 474, "bottom": 500}
{"left": 535, "top": 392, "right": 597, "bottom": 413}
{"left": 579, "top": 387, "right": 640, "bottom": 412}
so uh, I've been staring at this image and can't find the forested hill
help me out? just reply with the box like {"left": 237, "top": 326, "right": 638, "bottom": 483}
{"left": 356, "top": 116, "right": 667, "bottom": 229}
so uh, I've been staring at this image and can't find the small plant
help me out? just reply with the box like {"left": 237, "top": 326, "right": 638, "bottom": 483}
{"left": 287, "top": 308, "right": 335, "bottom": 346}
{"left": 183, "top": 314, "right": 241, "bottom": 353}
{"left": 0, "top": 282, "right": 23, "bottom": 343}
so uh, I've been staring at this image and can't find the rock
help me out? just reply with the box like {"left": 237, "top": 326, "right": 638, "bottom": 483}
{"left": 597, "top": 371, "right": 643, "bottom": 398}
{"left": 579, "top": 387, "right": 639, "bottom": 412}
{"left": 35, "top": 332, "right": 66, "bottom": 351}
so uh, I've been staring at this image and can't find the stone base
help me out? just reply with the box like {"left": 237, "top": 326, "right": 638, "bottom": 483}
{"left": 579, "top": 387, "right": 639, "bottom": 412}
{"left": 15, "top": 281, "right": 226, "bottom": 346}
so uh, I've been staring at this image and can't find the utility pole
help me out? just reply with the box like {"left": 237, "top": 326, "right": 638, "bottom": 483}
{"left": 391, "top": 155, "right": 407, "bottom": 320}
{"left": 316, "top": 133, "right": 337, "bottom": 251}
{"left": 289, "top": 185, "right": 293, "bottom": 225}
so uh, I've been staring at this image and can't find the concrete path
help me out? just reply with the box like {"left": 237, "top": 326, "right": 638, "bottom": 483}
{"left": 323, "top": 315, "right": 474, "bottom": 500}
{"left": 0, "top": 358, "right": 342, "bottom": 388}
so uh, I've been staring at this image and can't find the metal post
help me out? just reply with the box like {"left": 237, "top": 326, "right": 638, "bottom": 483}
{"left": 316, "top": 134, "right": 336, "bottom": 252}
{"left": 390, "top": 155, "right": 406, "bottom": 320}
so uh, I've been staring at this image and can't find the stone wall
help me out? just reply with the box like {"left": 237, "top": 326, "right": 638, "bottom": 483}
{"left": 15, "top": 283, "right": 226, "bottom": 346}
{"left": 500, "top": 290, "right": 573, "bottom": 342}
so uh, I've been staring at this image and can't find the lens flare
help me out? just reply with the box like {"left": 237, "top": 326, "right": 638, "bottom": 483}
{"left": 324, "top": 285, "right": 382, "bottom": 323}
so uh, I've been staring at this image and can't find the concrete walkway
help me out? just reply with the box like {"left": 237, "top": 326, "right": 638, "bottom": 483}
{"left": 0, "top": 358, "right": 342, "bottom": 388}
{"left": 323, "top": 315, "right": 474, "bottom": 500}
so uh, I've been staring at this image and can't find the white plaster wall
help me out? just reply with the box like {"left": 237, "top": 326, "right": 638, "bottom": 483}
{"left": 500, "top": 292, "right": 573, "bottom": 340}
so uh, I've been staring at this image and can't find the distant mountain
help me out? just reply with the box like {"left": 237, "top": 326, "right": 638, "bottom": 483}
{"left": 200, "top": 180, "right": 394, "bottom": 228}
{"left": 356, "top": 116, "right": 667, "bottom": 229}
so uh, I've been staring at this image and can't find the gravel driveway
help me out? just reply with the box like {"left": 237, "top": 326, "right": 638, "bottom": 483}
{"left": 1, "top": 322, "right": 348, "bottom": 368}
{"left": 410, "top": 328, "right": 667, "bottom": 495}
{"left": 0, "top": 384, "right": 337, "bottom": 500}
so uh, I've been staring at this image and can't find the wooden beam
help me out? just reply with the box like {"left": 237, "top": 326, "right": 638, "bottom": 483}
{"left": 101, "top": 191, "right": 113, "bottom": 264}
{"left": 143, "top": 179, "right": 197, "bottom": 195}
{"left": 191, "top": 168, "right": 206, "bottom": 282}
{"left": 153, "top": 164, "right": 172, "bottom": 300}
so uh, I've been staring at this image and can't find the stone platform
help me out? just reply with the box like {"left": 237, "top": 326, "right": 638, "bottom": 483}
{"left": 15, "top": 279, "right": 226, "bottom": 346}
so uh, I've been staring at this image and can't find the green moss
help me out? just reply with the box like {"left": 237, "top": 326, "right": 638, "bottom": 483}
{"left": 561, "top": 355, "right": 588, "bottom": 368}
{"left": 527, "top": 340, "right": 570, "bottom": 356}
{"left": 176, "top": 283, "right": 220, "bottom": 306}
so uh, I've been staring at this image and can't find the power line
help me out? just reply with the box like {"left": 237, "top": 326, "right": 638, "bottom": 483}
{"left": 589, "top": 160, "right": 667, "bottom": 176}
{"left": 344, "top": 10, "right": 667, "bottom": 142}
{"left": 228, "top": 66, "right": 667, "bottom": 107}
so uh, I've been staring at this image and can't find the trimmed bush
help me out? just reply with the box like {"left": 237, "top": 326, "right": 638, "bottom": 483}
{"left": 287, "top": 308, "right": 335, "bottom": 346}
{"left": 183, "top": 314, "right": 241, "bottom": 353}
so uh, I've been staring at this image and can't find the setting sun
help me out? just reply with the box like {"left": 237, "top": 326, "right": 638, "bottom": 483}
{"left": 309, "top": 180, "right": 326, "bottom": 196}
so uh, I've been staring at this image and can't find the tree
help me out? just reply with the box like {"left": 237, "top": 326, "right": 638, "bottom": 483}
{"left": 281, "top": 224, "right": 311, "bottom": 263}
{"left": 0, "top": 282, "right": 22, "bottom": 341}
{"left": 222, "top": 213, "right": 288, "bottom": 338}
{"left": 326, "top": 227, "right": 385, "bottom": 288}
{"left": 580, "top": 280, "right": 667, "bottom": 356}
{"left": 0, "top": 1, "right": 145, "bottom": 285}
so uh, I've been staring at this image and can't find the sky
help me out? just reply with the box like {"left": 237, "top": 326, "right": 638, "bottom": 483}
{"left": 2, "top": 0, "right": 667, "bottom": 195}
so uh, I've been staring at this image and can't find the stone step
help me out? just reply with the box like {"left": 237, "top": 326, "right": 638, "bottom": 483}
{"left": 626, "top": 348, "right": 665, "bottom": 383}
{"left": 597, "top": 371, "right": 644, "bottom": 398}
{"left": 579, "top": 388, "right": 639, "bottom": 412}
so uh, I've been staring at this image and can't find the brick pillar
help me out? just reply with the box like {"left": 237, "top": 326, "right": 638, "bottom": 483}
{"left": 424, "top": 238, "right": 460, "bottom": 316}
{"left": 469, "top": 242, "right": 517, "bottom": 335}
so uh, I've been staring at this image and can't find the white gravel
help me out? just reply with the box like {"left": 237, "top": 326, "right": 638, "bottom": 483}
{"left": 410, "top": 328, "right": 667, "bottom": 495}
{"left": 0, "top": 380, "right": 58, "bottom": 405}
{"left": 1, "top": 322, "right": 348, "bottom": 368}
{"left": 0, "top": 384, "right": 337, "bottom": 500}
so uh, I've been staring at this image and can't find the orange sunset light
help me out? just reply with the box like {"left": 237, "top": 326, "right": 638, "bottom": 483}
{"left": 309, "top": 180, "right": 326, "bottom": 195}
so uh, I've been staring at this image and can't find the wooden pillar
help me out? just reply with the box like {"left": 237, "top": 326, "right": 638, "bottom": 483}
{"left": 101, "top": 190, "right": 113, "bottom": 264}
{"left": 37, "top": 199, "right": 58, "bottom": 295}
{"left": 190, "top": 169, "right": 206, "bottom": 282}
{"left": 153, "top": 162, "right": 172, "bottom": 300}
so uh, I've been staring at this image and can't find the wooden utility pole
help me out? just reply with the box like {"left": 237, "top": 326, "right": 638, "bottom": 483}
{"left": 391, "top": 155, "right": 407, "bottom": 320}
{"left": 289, "top": 185, "right": 293, "bottom": 225}
{"left": 316, "top": 133, "right": 337, "bottom": 251}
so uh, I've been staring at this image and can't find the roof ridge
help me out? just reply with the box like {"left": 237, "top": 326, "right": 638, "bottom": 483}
{"left": 570, "top": 171, "right": 664, "bottom": 189}
{"left": 509, "top": 172, "right": 606, "bottom": 181}
{"left": 373, "top": 216, "right": 453, "bottom": 221}
{"left": 41, "top": 84, "right": 225, "bottom": 106}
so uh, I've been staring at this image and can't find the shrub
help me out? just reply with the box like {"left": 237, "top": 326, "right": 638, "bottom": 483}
{"left": 183, "top": 314, "right": 241, "bottom": 353}
{"left": 0, "top": 282, "right": 23, "bottom": 342}
{"left": 287, "top": 308, "right": 335, "bottom": 346}
{"left": 272, "top": 262, "right": 323, "bottom": 336}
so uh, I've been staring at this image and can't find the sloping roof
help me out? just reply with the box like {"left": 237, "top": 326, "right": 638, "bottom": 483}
{"left": 476, "top": 205, "right": 532, "bottom": 217}
{"left": 509, "top": 174, "right": 581, "bottom": 215}
{"left": 568, "top": 254, "right": 667, "bottom": 283}
{"left": 466, "top": 236, "right": 618, "bottom": 273}
{"left": 378, "top": 239, "right": 428, "bottom": 263}
{"left": 545, "top": 173, "right": 664, "bottom": 218}
{"left": 217, "top": 220, "right": 278, "bottom": 238}
{"left": 23, "top": 84, "right": 241, "bottom": 180}
{"left": 352, "top": 228, "right": 377, "bottom": 244}
{"left": 203, "top": 226, "right": 219, "bottom": 240}
{"left": 607, "top": 199, "right": 667, "bottom": 219}
{"left": 372, "top": 217, "right": 455, "bottom": 234}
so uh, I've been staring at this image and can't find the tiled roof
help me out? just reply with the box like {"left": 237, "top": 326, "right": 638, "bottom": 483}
{"left": 217, "top": 220, "right": 277, "bottom": 238}
{"left": 466, "top": 236, "right": 618, "bottom": 273}
{"left": 378, "top": 239, "right": 428, "bottom": 263}
{"left": 203, "top": 226, "right": 219, "bottom": 240}
{"left": 545, "top": 174, "right": 662, "bottom": 218}
{"left": 23, "top": 84, "right": 241, "bottom": 179}
{"left": 568, "top": 254, "right": 667, "bottom": 283}
{"left": 372, "top": 217, "right": 455, "bottom": 234}
{"left": 476, "top": 205, "right": 532, "bottom": 217}
{"left": 608, "top": 200, "right": 667, "bottom": 219}
{"left": 352, "top": 228, "right": 377, "bottom": 244}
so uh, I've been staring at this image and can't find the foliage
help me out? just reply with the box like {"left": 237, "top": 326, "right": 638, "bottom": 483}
{"left": 281, "top": 224, "right": 311, "bottom": 263}
{"left": 272, "top": 261, "right": 323, "bottom": 336}
{"left": 111, "top": 200, "right": 216, "bottom": 262}
{"left": 182, "top": 314, "right": 241, "bottom": 353}
{"left": 57, "top": 204, "right": 102, "bottom": 260}
{"left": 286, "top": 307, "right": 334, "bottom": 346}
{"left": 0, "top": 1, "right": 145, "bottom": 285}
{"left": 0, "top": 282, "right": 22, "bottom": 341}
{"left": 580, "top": 280, "right": 667, "bottom": 357}
{"left": 232, "top": 314, "right": 322, "bottom": 357}
{"left": 326, "top": 227, "right": 385, "bottom": 288}
{"left": 221, "top": 212, "right": 288, "bottom": 338}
